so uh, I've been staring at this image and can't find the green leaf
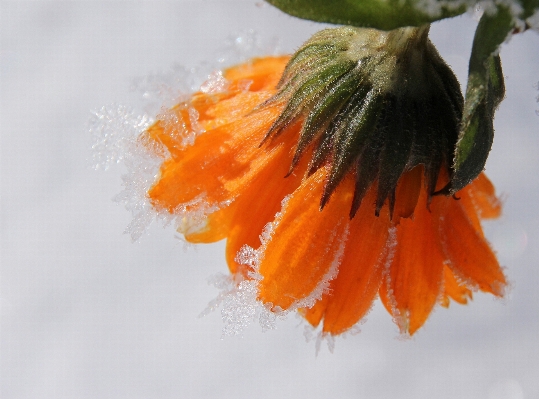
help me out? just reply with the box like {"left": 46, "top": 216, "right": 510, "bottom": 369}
{"left": 264, "top": 0, "right": 470, "bottom": 30}
{"left": 449, "top": 7, "right": 513, "bottom": 193}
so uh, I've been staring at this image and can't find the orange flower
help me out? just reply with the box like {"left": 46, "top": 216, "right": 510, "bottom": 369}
{"left": 144, "top": 55, "right": 506, "bottom": 336}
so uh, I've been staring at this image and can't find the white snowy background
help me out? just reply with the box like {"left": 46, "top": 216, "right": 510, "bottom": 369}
{"left": 1, "top": 2, "right": 539, "bottom": 398}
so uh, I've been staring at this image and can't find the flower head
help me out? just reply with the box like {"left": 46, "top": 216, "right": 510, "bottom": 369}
{"left": 258, "top": 25, "right": 462, "bottom": 217}
{"left": 144, "top": 27, "right": 506, "bottom": 336}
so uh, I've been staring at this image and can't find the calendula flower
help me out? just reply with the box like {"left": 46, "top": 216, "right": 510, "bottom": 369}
{"left": 143, "top": 26, "right": 506, "bottom": 336}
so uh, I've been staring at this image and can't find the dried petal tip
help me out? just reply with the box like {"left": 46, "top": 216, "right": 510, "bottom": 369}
{"left": 261, "top": 25, "right": 463, "bottom": 218}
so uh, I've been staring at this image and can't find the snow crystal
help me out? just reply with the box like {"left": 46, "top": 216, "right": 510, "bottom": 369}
{"left": 199, "top": 273, "right": 239, "bottom": 318}
{"left": 414, "top": 0, "right": 536, "bottom": 39}
{"left": 89, "top": 103, "right": 169, "bottom": 241}
{"left": 113, "top": 131, "right": 168, "bottom": 241}
{"left": 90, "top": 100, "right": 227, "bottom": 242}
{"left": 303, "top": 325, "right": 337, "bottom": 355}
{"left": 89, "top": 104, "right": 152, "bottom": 171}
{"left": 129, "top": 63, "right": 210, "bottom": 115}
{"left": 200, "top": 197, "right": 288, "bottom": 337}
{"left": 200, "top": 70, "right": 230, "bottom": 94}
{"left": 220, "top": 279, "right": 260, "bottom": 337}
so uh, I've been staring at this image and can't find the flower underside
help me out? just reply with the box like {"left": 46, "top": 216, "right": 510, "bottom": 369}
{"left": 144, "top": 29, "right": 506, "bottom": 337}
{"left": 258, "top": 26, "right": 463, "bottom": 218}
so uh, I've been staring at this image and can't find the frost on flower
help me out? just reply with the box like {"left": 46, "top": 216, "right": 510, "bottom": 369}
{"left": 99, "top": 26, "right": 507, "bottom": 339}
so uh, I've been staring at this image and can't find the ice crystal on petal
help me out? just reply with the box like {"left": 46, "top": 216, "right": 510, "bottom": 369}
{"left": 89, "top": 104, "right": 152, "bottom": 170}
{"left": 380, "top": 227, "right": 405, "bottom": 332}
{"left": 235, "top": 244, "right": 261, "bottom": 273}
{"left": 174, "top": 198, "right": 232, "bottom": 238}
{"left": 130, "top": 64, "right": 207, "bottom": 113}
{"left": 93, "top": 104, "right": 225, "bottom": 242}
{"left": 258, "top": 195, "right": 291, "bottom": 247}
{"left": 114, "top": 135, "right": 167, "bottom": 241}
{"left": 199, "top": 273, "right": 239, "bottom": 318}
{"left": 259, "top": 303, "right": 287, "bottom": 332}
{"left": 200, "top": 71, "right": 230, "bottom": 94}
{"left": 90, "top": 103, "right": 172, "bottom": 241}
{"left": 303, "top": 324, "right": 344, "bottom": 354}
{"left": 314, "top": 332, "right": 336, "bottom": 355}
{"left": 221, "top": 279, "right": 260, "bottom": 337}
{"left": 288, "top": 226, "right": 348, "bottom": 311}
{"left": 210, "top": 195, "right": 350, "bottom": 337}
{"left": 156, "top": 104, "right": 205, "bottom": 149}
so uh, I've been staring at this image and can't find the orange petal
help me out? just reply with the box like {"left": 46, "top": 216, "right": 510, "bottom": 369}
{"left": 192, "top": 56, "right": 288, "bottom": 126}
{"left": 393, "top": 166, "right": 422, "bottom": 223}
{"left": 319, "top": 186, "right": 391, "bottom": 335}
{"left": 224, "top": 56, "right": 289, "bottom": 92}
{"left": 301, "top": 294, "right": 330, "bottom": 328}
{"left": 380, "top": 190, "right": 445, "bottom": 335}
{"left": 147, "top": 56, "right": 290, "bottom": 210}
{"left": 438, "top": 196, "right": 506, "bottom": 296}
{"left": 225, "top": 133, "right": 306, "bottom": 276}
{"left": 180, "top": 147, "right": 299, "bottom": 249}
{"left": 455, "top": 173, "right": 500, "bottom": 238}
{"left": 461, "top": 173, "right": 501, "bottom": 219}
{"left": 440, "top": 265, "right": 473, "bottom": 307}
{"left": 147, "top": 92, "right": 242, "bottom": 157}
{"left": 148, "top": 105, "right": 284, "bottom": 210}
{"left": 257, "top": 168, "right": 353, "bottom": 310}
{"left": 148, "top": 127, "right": 236, "bottom": 209}
{"left": 183, "top": 201, "right": 239, "bottom": 244}
{"left": 201, "top": 91, "right": 275, "bottom": 131}
{"left": 187, "top": 119, "right": 305, "bottom": 275}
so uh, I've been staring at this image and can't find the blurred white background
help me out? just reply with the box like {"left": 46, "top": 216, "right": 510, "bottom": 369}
{"left": 1, "top": 2, "right": 539, "bottom": 398}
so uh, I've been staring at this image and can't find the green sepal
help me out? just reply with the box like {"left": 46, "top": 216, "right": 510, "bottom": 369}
{"left": 349, "top": 138, "right": 381, "bottom": 218}
{"left": 264, "top": 0, "right": 469, "bottom": 30}
{"left": 264, "top": 59, "right": 355, "bottom": 139}
{"left": 321, "top": 89, "right": 382, "bottom": 208}
{"left": 449, "top": 7, "right": 512, "bottom": 193}
{"left": 376, "top": 97, "right": 415, "bottom": 216}
{"left": 291, "top": 69, "right": 364, "bottom": 170}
